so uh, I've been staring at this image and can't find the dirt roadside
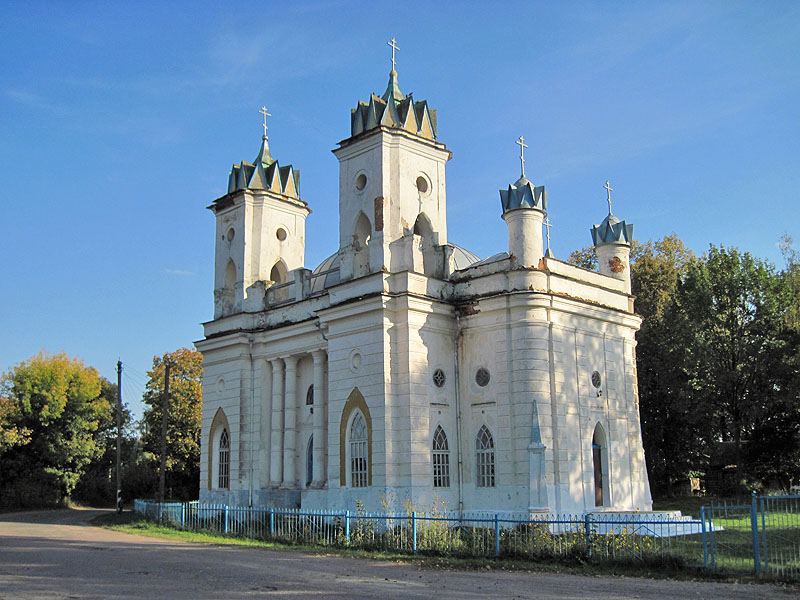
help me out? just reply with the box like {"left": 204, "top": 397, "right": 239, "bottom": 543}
{"left": 0, "top": 508, "right": 795, "bottom": 599}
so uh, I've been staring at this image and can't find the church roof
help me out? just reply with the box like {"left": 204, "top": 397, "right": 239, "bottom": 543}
{"left": 349, "top": 71, "right": 438, "bottom": 141}
{"left": 500, "top": 175, "right": 546, "bottom": 214}
{"left": 590, "top": 212, "right": 633, "bottom": 246}
{"left": 226, "top": 136, "right": 301, "bottom": 200}
{"left": 309, "top": 243, "right": 481, "bottom": 292}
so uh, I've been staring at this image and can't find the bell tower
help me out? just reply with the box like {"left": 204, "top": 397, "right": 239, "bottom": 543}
{"left": 333, "top": 43, "right": 451, "bottom": 281}
{"left": 210, "top": 110, "right": 310, "bottom": 318}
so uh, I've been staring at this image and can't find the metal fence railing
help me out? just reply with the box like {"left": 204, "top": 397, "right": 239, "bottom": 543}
{"left": 133, "top": 495, "right": 799, "bottom": 578}
{"left": 133, "top": 500, "right": 705, "bottom": 565}
{"left": 702, "top": 493, "right": 800, "bottom": 578}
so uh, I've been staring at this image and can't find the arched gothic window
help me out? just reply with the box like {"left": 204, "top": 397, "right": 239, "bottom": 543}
{"left": 306, "top": 384, "right": 314, "bottom": 406}
{"left": 476, "top": 425, "right": 495, "bottom": 488}
{"left": 350, "top": 412, "right": 368, "bottom": 487}
{"left": 432, "top": 425, "right": 450, "bottom": 488}
{"left": 592, "top": 423, "right": 609, "bottom": 507}
{"left": 306, "top": 435, "right": 314, "bottom": 487}
{"left": 218, "top": 428, "right": 230, "bottom": 490}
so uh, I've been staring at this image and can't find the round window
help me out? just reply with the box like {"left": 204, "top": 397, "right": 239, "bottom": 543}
{"left": 432, "top": 368, "right": 446, "bottom": 388}
{"left": 416, "top": 175, "right": 429, "bottom": 194}
{"left": 226, "top": 227, "right": 235, "bottom": 242}
{"left": 276, "top": 228, "right": 287, "bottom": 241}
{"left": 591, "top": 371, "right": 602, "bottom": 389}
{"left": 476, "top": 367, "right": 490, "bottom": 387}
{"left": 356, "top": 173, "right": 367, "bottom": 191}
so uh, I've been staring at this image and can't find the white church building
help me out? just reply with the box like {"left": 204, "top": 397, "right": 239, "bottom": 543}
{"left": 196, "top": 56, "right": 653, "bottom": 516}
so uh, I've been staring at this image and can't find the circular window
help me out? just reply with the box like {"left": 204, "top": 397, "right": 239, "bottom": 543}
{"left": 276, "top": 227, "right": 287, "bottom": 241}
{"left": 432, "top": 368, "right": 446, "bottom": 388}
{"left": 476, "top": 367, "right": 490, "bottom": 387}
{"left": 355, "top": 173, "right": 367, "bottom": 191}
{"left": 416, "top": 175, "right": 429, "bottom": 194}
{"left": 226, "top": 227, "right": 235, "bottom": 242}
{"left": 591, "top": 371, "right": 602, "bottom": 389}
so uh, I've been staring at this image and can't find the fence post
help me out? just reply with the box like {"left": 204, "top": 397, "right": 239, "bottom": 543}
{"left": 345, "top": 510, "right": 350, "bottom": 544}
{"left": 584, "top": 514, "right": 592, "bottom": 558}
{"left": 494, "top": 514, "right": 500, "bottom": 558}
{"left": 760, "top": 497, "right": 768, "bottom": 573}
{"left": 412, "top": 512, "right": 417, "bottom": 554}
{"left": 181, "top": 503, "right": 185, "bottom": 529}
{"left": 269, "top": 508, "right": 274, "bottom": 537}
{"left": 224, "top": 505, "right": 229, "bottom": 535}
{"left": 700, "top": 506, "right": 708, "bottom": 569}
{"left": 751, "top": 491, "right": 761, "bottom": 575}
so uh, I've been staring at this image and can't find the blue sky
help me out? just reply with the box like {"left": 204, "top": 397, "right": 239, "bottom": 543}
{"left": 2, "top": 1, "right": 798, "bottom": 419}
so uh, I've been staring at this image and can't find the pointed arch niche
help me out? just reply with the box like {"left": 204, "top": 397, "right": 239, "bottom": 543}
{"left": 339, "top": 387, "right": 372, "bottom": 487}
{"left": 412, "top": 212, "right": 436, "bottom": 276}
{"left": 208, "top": 408, "right": 231, "bottom": 491}
{"left": 270, "top": 259, "right": 289, "bottom": 303}
{"left": 353, "top": 212, "right": 371, "bottom": 278}
{"left": 222, "top": 259, "right": 237, "bottom": 316}
{"left": 592, "top": 423, "right": 610, "bottom": 507}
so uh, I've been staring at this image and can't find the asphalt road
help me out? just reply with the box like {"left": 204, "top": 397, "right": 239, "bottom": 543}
{"left": 0, "top": 508, "right": 794, "bottom": 599}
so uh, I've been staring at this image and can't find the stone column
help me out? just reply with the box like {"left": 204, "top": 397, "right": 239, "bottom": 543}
{"left": 269, "top": 358, "right": 284, "bottom": 487}
{"left": 311, "top": 350, "right": 327, "bottom": 487}
{"left": 282, "top": 355, "right": 299, "bottom": 488}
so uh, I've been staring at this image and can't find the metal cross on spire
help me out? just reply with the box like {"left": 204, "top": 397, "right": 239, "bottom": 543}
{"left": 544, "top": 216, "right": 553, "bottom": 252}
{"left": 259, "top": 106, "right": 272, "bottom": 139}
{"left": 387, "top": 37, "right": 399, "bottom": 72}
{"left": 604, "top": 180, "right": 613, "bottom": 214}
{"left": 515, "top": 135, "right": 529, "bottom": 178}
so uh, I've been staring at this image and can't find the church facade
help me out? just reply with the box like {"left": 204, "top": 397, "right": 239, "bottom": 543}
{"left": 196, "top": 64, "right": 653, "bottom": 516}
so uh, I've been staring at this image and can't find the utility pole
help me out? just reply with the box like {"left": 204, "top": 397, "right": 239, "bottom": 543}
{"left": 116, "top": 360, "right": 123, "bottom": 513}
{"left": 159, "top": 360, "right": 170, "bottom": 503}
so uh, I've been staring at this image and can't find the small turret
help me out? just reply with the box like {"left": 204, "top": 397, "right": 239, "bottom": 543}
{"left": 500, "top": 136, "right": 547, "bottom": 268}
{"left": 591, "top": 181, "right": 633, "bottom": 293}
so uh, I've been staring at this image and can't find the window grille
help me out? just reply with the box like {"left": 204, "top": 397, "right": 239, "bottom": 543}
{"left": 476, "top": 425, "right": 495, "bottom": 487}
{"left": 218, "top": 428, "right": 230, "bottom": 489}
{"left": 432, "top": 425, "right": 450, "bottom": 487}
{"left": 350, "top": 413, "right": 368, "bottom": 487}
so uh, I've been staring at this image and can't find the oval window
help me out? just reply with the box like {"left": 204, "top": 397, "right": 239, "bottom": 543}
{"left": 356, "top": 173, "right": 367, "bottom": 191}
{"left": 416, "top": 175, "right": 429, "bottom": 194}
{"left": 276, "top": 228, "right": 287, "bottom": 241}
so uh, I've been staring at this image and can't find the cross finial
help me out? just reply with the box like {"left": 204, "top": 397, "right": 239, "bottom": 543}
{"left": 544, "top": 216, "right": 553, "bottom": 251}
{"left": 259, "top": 106, "right": 272, "bottom": 139}
{"left": 515, "top": 135, "right": 529, "bottom": 178}
{"left": 604, "top": 180, "right": 613, "bottom": 214}
{"left": 387, "top": 37, "right": 399, "bottom": 72}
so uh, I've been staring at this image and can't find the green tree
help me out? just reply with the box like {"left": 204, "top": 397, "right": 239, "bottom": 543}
{"left": 72, "top": 378, "right": 137, "bottom": 505}
{"left": 0, "top": 352, "right": 110, "bottom": 507}
{"left": 677, "top": 245, "right": 796, "bottom": 490}
{"left": 0, "top": 396, "right": 30, "bottom": 452}
{"left": 630, "top": 235, "right": 698, "bottom": 495}
{"left": 141, "top": 347, "right": 203, "bottom": 500}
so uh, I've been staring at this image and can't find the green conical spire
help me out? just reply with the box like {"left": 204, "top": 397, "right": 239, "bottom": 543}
{"left": 381, "top": 70, "right": 404, "bottom": 103}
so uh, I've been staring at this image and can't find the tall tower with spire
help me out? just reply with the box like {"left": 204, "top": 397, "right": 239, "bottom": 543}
{"left": 591, "top": 180, "right": 633, "bottom": 293}
{"left": 209, "top": 109, "right": 310, "bottom": 317}
{"left": 500, "top": 136, "right": 548, "bottom": 268}
{"left": 333, "top": 40, "right": 450, "bottom": 281}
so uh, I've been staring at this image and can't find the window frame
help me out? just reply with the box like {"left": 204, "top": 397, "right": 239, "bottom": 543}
{"left": 476, "top": 425, "right": 495, "bottom": 488}
{"left": 432, "top": 425, "right": 451, "bottom": 488}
